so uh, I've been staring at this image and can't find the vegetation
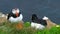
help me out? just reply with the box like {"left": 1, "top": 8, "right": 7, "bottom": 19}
{"left": 0, "top": 21, "right": 60, "bottom": 34}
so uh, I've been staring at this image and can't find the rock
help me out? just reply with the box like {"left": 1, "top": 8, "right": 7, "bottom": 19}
{"left": 0, "top": 13, "right": 8, "bottom": 25}
{"left": 43, "top": 16, "right": 57, "bottom": 29}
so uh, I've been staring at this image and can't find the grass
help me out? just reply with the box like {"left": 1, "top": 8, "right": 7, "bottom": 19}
{"left": 0, "top": 21, "right": 60, "bottom": 34}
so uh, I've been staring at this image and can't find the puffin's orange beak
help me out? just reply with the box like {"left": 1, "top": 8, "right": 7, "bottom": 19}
{"left": 16, "top": 11, "right": 19, "bottom": 17}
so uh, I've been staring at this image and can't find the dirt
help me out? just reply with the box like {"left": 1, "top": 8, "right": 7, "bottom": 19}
{"left": 46, "top": 19, "right": 57, "bottom": 29}
{"left": 0, "top": 17, "right": 7, "bottom": 23}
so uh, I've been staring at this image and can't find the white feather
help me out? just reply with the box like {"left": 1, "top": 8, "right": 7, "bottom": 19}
{"left": 42, "top": 16, "right": 48, "bottom": 20}
{"left": 12, "top": 8, "right": 20, "bottom": 14}
{"left": 9, "top": 14, "right": 23, "bottom": 23}
{"left": 31, "top": 22, "right": 45, "bottom": 30}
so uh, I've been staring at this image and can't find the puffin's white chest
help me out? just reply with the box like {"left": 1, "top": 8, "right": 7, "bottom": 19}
{"left": 31, "top": 22, "right": 45, "bottom": 30}
{"left": 9, "top": 14, "right": 23, "bottom": 22}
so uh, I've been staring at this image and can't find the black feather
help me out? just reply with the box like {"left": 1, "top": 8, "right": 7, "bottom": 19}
{"left": 7, "top": 11, "right": 21, "bottom": 20}
{"left": 31, "top": 14, "right": 47, "bottom": 26}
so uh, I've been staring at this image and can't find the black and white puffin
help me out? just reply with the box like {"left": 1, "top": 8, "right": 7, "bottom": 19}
{"left": 7, "top": 8, "right": 23, "bottom": 29}
{"left": 31, "top": 14, "right": 47, "bottom": 30}
{"left": 7, "top": 8, "right": 23, "bottom": 23}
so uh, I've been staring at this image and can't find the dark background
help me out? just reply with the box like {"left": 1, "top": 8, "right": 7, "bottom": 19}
{"left": 0, "top": 0, "right": 60, "bottom": 24}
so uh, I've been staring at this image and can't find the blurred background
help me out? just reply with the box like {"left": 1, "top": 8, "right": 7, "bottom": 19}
{"left": 0, "top": 0, "right": 60, "bottom": 24}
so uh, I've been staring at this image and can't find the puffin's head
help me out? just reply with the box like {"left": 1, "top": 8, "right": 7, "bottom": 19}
{"left": 12, "top": 8, "right": 20, "bottom": 17}
{"left": 31, "top": 14, "right": 38, "bottom": 21}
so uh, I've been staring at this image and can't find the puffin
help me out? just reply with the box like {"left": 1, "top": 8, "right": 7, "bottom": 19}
{"left": 7, "top": 8, "right": 24, "bottom": 29}
{"left": 31, "top": 14, "right": 47, "bottom": 30}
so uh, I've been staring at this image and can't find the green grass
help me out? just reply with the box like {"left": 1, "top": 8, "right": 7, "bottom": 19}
{"left": 0, "top": 21, "right": 60, "bottom": 34}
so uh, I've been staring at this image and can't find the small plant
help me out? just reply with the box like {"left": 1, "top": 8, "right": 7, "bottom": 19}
{"left": 0, "top": 21, "right": 60, "bottom": 34}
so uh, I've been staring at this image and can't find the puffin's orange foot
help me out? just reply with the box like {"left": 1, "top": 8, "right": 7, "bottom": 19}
{"left": 16, "top": 23, "right": 23, "bottom": 30}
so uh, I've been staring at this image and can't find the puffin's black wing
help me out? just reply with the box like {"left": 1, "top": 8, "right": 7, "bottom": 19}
{"left": 7, "top": 12, "right": 22, "bottom": 20}
{"left": 7, "top": 12, "right": 16, "bottom": 20}
{"left": 7, "top": 13, "right": 11, "bottom": 20}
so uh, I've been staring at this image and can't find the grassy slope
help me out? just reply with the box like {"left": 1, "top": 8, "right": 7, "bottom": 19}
{"left": 0, "top": 21, "right": 60, "bottom": 34}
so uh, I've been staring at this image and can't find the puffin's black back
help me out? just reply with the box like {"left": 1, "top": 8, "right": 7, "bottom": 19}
{"left": 38, "top": 19, "right": 47, "bottom": 26}
{"left": 7, "top": 11, "right": 21, "bottom": 20}
{"left": 31, "top": 14, "right": 47, "bottom": 26}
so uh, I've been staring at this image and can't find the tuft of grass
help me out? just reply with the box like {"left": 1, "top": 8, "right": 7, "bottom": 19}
{"left": 24, "top": 22, "right": 31, "bottom": 27}
{"left": 0, "top": 21, "right": 60, "bottom": 34}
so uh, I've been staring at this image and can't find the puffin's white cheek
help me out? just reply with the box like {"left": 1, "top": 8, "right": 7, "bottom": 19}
{"left": 13, "top": 12, "right": 16, "bottom": 14}
{"left": 16, "top": 8, "right": 20, "bottom": 13}
{"left": 12, "top": 10, "right": 16, "bottom": 14}
{"left": 17, "top": 10, "right": 19, "bottom": 13}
